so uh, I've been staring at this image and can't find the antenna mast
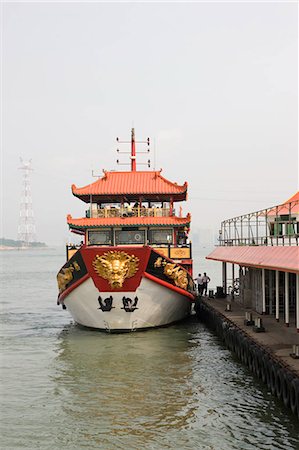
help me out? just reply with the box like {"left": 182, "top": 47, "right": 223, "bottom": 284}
{"left": 131, "top": 128, "right": 136, "bottom": 172}
{"left": 17, "top": 159, "right": 36, "bottom": 245}
{"left": 116, "top": 128, "right": 150, "bottom": 170}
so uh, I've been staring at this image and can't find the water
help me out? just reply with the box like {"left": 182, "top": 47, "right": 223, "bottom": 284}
{"left": 0, "top": 248, "right": 298, "bottom": 450}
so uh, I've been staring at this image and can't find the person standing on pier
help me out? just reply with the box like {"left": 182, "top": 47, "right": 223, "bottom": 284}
{"left": 202, "top": 272, "right": 211, "bottom": 296}
{"left": 195, "top": 273, "right": 204, "bottom": 296}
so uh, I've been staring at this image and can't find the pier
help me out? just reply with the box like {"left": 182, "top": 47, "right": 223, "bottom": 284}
{"left": 195, "top": 191, "right": 299, "bottom": 419}
{"left": 195, "top": 295, "right": 299, "bottom": 419}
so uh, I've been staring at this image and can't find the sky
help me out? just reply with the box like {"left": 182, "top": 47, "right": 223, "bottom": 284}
{"left": 1, "top": 1, "right": 298, "bottom": 246}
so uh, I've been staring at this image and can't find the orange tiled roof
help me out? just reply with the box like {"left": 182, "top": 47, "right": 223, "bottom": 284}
{"left": 67, "top": 214, "right": 191, "bottom": 230}
{"left": 206, "top": 246, "right": 299, "bottom": 274}
{"left": 71, "top": 170, "right": 187, "bottom": 203}
{"left": 267, "top": 191, "right": 299, "bottom": 216}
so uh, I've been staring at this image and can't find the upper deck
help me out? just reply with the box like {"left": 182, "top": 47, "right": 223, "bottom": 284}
{"left": 87, "top": 205, "right": 173, "bottom": 218}
{"left": 66, "top": 129, "right": 193, "bottom": 270}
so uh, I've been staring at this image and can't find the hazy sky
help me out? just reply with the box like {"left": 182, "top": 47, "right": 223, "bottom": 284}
{"left": 1, "top": 1, "right": 298, "bottom": 245}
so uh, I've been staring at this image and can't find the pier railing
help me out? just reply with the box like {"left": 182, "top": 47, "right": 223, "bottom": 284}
{"left": 218, "top": 199, "right": 299, "bottom": 246}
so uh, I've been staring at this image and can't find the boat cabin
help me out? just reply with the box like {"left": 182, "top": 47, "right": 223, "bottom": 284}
{"left": 66, "top": 130, "right": 193, "bottom": 273}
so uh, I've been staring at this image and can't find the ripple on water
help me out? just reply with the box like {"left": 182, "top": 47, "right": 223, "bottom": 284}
{"left": 1, "top": 249, "right": 299, "bottom": 450}
{"left": 14, "top": 322, "right": 293, "bottom": 450}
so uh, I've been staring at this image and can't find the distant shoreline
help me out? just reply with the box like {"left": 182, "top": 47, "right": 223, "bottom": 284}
{"left": 0, "top": 245, "right": 47, "bottom": 251}
{"left": 0, "top": 238, "right": 47, "bottom": 249}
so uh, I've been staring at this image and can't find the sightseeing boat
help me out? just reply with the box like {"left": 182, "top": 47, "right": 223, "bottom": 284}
{"left": 57, "top": 129, "right": 195, "bottom": 332}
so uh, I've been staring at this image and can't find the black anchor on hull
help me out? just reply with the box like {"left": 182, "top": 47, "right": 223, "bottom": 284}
{"left": 121, "top": 296, "right": 139, "bottom": 312}
{"left": 98, "top": 295, "right": 114, "bottom": 312}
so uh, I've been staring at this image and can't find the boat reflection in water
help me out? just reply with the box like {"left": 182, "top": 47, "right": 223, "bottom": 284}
{"left": 53, "top": 322, "right": 198, "bottom": 448}
{"left": 52, "top": 320, "right": 299, "bottom": 450}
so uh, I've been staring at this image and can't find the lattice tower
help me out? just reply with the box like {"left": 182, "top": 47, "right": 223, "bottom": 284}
{"left": 17, "top": 159, "right": 36, "bottom": 244}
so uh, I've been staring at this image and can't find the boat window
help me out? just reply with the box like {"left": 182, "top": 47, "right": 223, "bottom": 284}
{"left": 88, "top": 230, "right": 112, "bottom": 245}
{"left": 148, "top": 229, "right": 173, "bottom": 244}
{"left": 115, "top": 230, "right": 145, "bottom": 245}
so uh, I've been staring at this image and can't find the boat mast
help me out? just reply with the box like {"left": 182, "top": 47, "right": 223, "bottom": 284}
{"left": 117, "top": 129, "right": 150, "bottom": 171}
{"left": 131, "top": 128, "right": 136, "bottom": 172}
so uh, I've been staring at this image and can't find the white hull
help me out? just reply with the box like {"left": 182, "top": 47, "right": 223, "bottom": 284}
{"left": 63, "top": 277, "right": 192, "bottom": 332}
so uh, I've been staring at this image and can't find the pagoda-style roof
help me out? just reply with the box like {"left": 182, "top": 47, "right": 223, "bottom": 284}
{"left": 67, "top": 213, "right": 191, "bottom": 232}
{"left": 71, "top": 170, "right": 188, "bottom": 203}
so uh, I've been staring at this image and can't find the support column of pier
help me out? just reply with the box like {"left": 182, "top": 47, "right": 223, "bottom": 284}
{"left": 296, "top": 273, "right": 299, "bottom": 333}
{"left": 222, "top": 262, "right": 227, "bottom": 295}
{"left": 275, "top": 270, "right": 279, "bottom": 322}
{"left": 262, "top": 268, "right": 266, "bottom": 314}
{"left": 285, "top": 272, "right": 289, "bottom": 327}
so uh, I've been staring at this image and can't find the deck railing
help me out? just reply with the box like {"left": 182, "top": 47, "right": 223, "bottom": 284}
{"left": 87, "top": 207, "right": 172, "bottom": 218}
{"left": 218, "top": 199, "right": 299, "bottom": 247}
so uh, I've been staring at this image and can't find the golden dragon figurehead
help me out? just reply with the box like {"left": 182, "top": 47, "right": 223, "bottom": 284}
{"left": 92, "top": 251, "right": 139, "bottom": 289}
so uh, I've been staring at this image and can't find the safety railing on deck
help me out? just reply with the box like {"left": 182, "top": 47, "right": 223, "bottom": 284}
{"left": 218, "top": 199, "right": 299, "bottom": 246}
{"left": 86, "top": 207, "right": 172, "bottom": 218}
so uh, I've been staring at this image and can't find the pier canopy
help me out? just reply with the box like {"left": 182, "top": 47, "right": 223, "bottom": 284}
{"left": 67, "top": 214, "right": 191, "bottom": 233}
{"left": 206, "top": 246, "right": 299, "bottom": 274}
{"left": 71, "top": 170, "right": 188, "bottom": 203}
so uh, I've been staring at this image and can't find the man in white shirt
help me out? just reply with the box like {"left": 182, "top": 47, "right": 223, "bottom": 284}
{"left": 202, "top": 272, "right": 211, "bottom": 296}
{"left": 195, "top": 273, "right": 204, "bottom": 296}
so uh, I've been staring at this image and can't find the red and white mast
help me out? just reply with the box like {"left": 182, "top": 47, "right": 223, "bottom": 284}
{"left": 131, "top": 128, "right": 136, "bottom": 172}
{"left": 117, "top": 128, "right": 150, "bottom": 170}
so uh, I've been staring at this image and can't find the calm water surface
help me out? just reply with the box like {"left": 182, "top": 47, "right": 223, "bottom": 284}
{"left": 0, "top": 248, "right": 298, "bottom": 450}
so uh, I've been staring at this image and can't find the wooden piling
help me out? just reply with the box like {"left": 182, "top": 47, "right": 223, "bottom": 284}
{"left": 195, "top": 296, "right": 299, "bottom": 419}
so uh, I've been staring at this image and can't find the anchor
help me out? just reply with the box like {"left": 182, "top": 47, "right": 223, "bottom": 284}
{"left": 122, "top": 296, "right": 139, "bottom": 312}
{"left": 98, "top": 295, "right": 114, "bottom": 312}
